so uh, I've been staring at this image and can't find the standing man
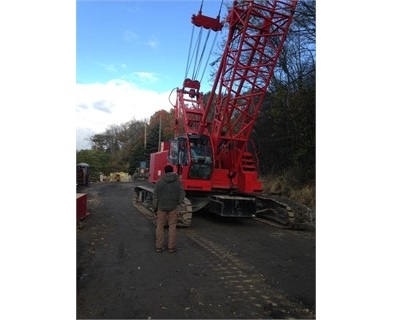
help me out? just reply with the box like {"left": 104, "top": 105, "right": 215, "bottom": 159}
{"left": 152, "top": 165, "right": 185, "bottom": 253}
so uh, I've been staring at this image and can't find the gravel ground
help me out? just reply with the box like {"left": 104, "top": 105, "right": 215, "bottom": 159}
{"left": 77, "top": 182, "right": 316, "bottom": 319}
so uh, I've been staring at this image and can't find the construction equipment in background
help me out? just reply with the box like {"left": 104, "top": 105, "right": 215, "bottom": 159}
{"left": 133, "top": 161, "right": 149, "bottom": 181}
{"left": 77, "top": 163, "right": 90, "bottom": 186}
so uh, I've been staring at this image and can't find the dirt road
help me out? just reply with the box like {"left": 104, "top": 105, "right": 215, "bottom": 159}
{"left": 77, "top": 182, "right": 316, "bottom": 319}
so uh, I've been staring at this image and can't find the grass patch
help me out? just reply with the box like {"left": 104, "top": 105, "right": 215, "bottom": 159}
{"left": 260, "top": 172, "right": 315, "bottom": 209}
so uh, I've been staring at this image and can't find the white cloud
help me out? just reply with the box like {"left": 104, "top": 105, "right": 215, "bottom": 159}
{"left": 132, "top": 71, "right": 158, "bottom": 82}
{"left": 76, "top": 79, "right": 175, "bottom": 150}
{"left": 102, "top": 63, "right": 118, "bottom": 73}
{"left": 76, "top": 127, "right": 96, "bottom": 150}
{"left": 146, "top": 39, "right": 158, "bottom": 49}
{"left": 124, "top": 30, "right": 138, "bottom": 43}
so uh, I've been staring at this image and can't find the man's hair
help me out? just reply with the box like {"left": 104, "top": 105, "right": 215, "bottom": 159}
{"left": 164, "top": 165, "right": 174, "bottom": 173}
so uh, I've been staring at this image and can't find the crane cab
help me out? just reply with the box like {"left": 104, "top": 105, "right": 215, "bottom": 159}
{"left": 168, "top": 134, "right": 213, "bottom": 181}
{"left": 148, "top": 134, "right": 214, "bottom": 191}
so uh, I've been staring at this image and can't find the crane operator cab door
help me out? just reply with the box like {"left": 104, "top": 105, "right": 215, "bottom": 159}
{"left": 168, "top": 135, "right": 213, "bottom": 180}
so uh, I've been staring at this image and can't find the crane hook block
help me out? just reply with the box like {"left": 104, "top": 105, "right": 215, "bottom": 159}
{"left": 191, "top": 12, "right": 223, "bottom": 31}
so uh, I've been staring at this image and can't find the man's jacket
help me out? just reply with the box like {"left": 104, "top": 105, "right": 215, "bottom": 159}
{"left": 152, "top": 172, "right": 185, "bottom": 211}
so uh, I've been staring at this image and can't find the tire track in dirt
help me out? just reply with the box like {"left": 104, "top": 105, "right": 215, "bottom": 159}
{"left": 183, "top": 229, "right": 315, "bottom": 319}
{"left": 133, "top": 197, "right": 315, "bottom": 318}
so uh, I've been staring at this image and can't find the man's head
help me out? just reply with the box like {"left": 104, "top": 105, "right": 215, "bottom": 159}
{"left": 164, "top": 165, "right": 174, "bottom": 173}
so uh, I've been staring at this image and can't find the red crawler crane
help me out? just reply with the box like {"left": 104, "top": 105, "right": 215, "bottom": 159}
{"left": 137, "top": 1, "right": 304, "bottom": 227}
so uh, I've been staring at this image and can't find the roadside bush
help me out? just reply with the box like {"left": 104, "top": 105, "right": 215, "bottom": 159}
{"left": 260, "top": 169, "right": 315, "bottom": 209}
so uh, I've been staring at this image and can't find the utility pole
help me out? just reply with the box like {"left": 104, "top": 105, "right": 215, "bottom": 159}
{"left": 158, "top": 115, "right": 162, "bottom": 151}
{"left": 144, "top": 121, "right": 147, "bottom": 148}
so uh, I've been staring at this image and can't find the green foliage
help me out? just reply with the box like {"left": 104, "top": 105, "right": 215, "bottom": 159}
{"left": 76, "top": 149, "right": 111, "bottom": 180}
{"left": 254, "top": 70, "right": 315, "bottom": 185}
{"left": 252, "top": 0, "right": 316, "bottom": 185}
{"left": 81, "top": 111, "right": 176, "bottom": 178}
{"left": 128, "top": 143, "right": 146, "bottom": 176}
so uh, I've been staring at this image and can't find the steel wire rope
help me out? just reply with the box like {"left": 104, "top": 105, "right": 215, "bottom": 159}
{"left": 168, "top": 87, "right": 177, "bottom": 108}
{"left": 199, "top": 0, "right": 223, "bottom": 82}
{"left": 185, "top": 26, "right": 203, "bottom": 81}
{"left": 190, "top": 0, "right": 204, "bottom": 79}
{"left": 185, "top": 0, "right": 224, "bottom": 83}
{"left": 185, "top": 0, "right": 204, "bottom": 80}
{"left": 191, "top": 27, "right": 203, "bottom": 79}
{"left": 199, "top": 30, "right": 220, "bottom": 84}
{"left": 194, "top": 28, "right": 212, "bottom": 80}
{"left": 185, "top": 24, "right": 196, "bottom": 80}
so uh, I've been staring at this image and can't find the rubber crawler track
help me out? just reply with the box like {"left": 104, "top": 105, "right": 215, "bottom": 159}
{"left": 254, "top": 194, "right": 315, "bottom": 230}
{"left": 134, "top": 184, "right": 314, "bottom": 230}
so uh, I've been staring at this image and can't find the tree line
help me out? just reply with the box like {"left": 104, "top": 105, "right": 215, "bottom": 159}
{"left": 77, "top": 0, "right": 315, "bottom": 187}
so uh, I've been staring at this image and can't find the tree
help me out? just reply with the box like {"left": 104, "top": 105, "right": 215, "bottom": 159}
{"left": 253, "top": 0, "right": 316, "bottom": 184}
{"left": 76, "top": 149, "right": 111, "bottom": 180}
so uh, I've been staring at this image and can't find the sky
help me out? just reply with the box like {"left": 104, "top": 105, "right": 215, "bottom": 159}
{"left": 76, "top": 0, "right": 226, "bottom": 149}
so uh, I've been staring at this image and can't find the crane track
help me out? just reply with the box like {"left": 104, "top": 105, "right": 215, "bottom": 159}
{"left": 252, "top": 216, "right": 294, "bottom": 229}
{"left": 134, "top": 184, "right": 315, "bottom": 230}
{"left": 134, "top": 185, "right": 193, "bottom": 227}
{"left": 254, "top": 194, "right": 315, "bottom": 231}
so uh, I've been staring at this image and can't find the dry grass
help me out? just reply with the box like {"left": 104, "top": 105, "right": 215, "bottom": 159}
{"left": 260, "top": 174, "right": 315, "bottom": 209}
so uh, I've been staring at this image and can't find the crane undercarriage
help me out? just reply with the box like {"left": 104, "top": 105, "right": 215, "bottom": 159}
{"left": 134, "top": 184, "right": 314, "bottom": 230}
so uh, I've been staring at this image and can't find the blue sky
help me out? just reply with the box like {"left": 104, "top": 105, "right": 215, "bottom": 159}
{"left": 76, "top": 0, "right": 226, "bottom": 149}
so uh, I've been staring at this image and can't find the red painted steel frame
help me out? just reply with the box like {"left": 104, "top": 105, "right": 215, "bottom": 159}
{"left": 201, "top": 1, "right": 298, "bottom": 166}
{"left": 174, "top": 0, "right": 297, "bottom": 193}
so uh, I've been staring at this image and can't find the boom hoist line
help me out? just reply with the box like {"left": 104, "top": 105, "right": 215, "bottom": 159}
{"left": 185, "top": 0, "right": 224, "bottom": 83}
{"left": 176, "top": 0, "right": 224, "bottom": 138}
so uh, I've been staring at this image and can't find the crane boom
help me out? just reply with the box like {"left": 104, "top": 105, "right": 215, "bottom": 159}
{"left": 175, "top": 0, "right": 298, "bottom": 195}
{"left": 180, "top": 0, "right": 298, "bottom": 193}
{"left": 201, "top": 0, "right": 298, "bottom": 169}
